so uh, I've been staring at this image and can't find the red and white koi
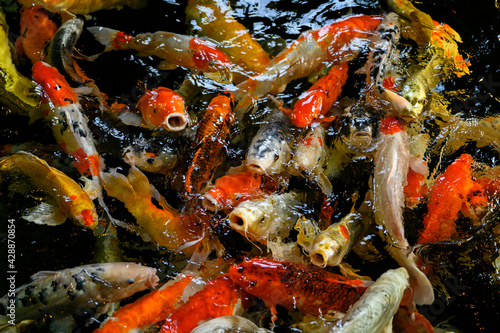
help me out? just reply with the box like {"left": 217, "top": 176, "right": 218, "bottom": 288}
{"left": 31, "top": 61, "right": 104, "bottom": 198}
{"left": 372, "top": 115, "right": 434, "bottom": 305}
{"left": 229, "top": 258, "right": 370, "bottom": 320}
{"left": 136, "top": 87, "right": 190, "bottom": 132}
{"left": 234, "top": 14, "right": 382, "bottom": 118}
{"left": 88, "top": 26, "right": 234, "bottom": 83}
{"left": 290, "top": 62, "right": 349, "bottom": 128}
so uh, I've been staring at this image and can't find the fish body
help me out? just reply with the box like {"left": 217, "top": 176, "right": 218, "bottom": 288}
{"left": 160, "top": 274, "right": 245, "bottom": 333}
{"left": 18, "top": 0, "right": 147, "bottom": 14}
{"left": 0, "top": 151, "right": 98, "bottom": 229}
{"left": 123, "top": 143, "right": 178, "bottom": 175}
{"left": 101, "top": 166, "right": 203, "bottom": 252}
{"left": 245, "top": 110, "right": 293, "bottom": 175}
{"left": 191, "top": 315, "right": 272, "bottom": 333}
{"left": 331, "top": 267, "right": 409, "bottom": 333}
{"left": 234, "top": 14, "right": 382, "bottom": 118}
{"left": 31, "top": 61, "right": 104, "bottom": 182}
{"left": 0, "top": 262, "right": 158, "bottom": 330}
{"left": 88, "top": 26, "right": 233, "bottom": 83}
{"left": 184, "top": 91, "right": 235, "bottom": 195}
{"left": 95, "top": 275, "right": 193, "bottom": 333}
{"left": 15, "top": 5, "right": 57, "bottom": 64}
{"left": 310, "top": 212, "right": 366, "bottom": 267}
{"left": 229, "top": 258, "right": 369, "bottom": 317}
{"left": 417, "top": 154, "right": 476, "bottom": 243}
{"left": 372, "top": 115, "right": 434, "bottom": 305}
{"left": 227, "top": 192, "right": 302, "bottom": 244}
{"left": 202, "top": 170, "right": 266, "bottom": 212}
{"left": 290, "top": 62, "right": 349, "bottom": 127}
{"left": 185, "top": 0, "right": 270, "bottom": 83}
{"left": 361, "top": 12, "right": 413, "bottom": 118}
{"left": 136, "top": 87, "right": 189, "bottom": 132}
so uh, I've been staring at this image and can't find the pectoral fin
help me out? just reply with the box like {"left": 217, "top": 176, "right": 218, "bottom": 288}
{"left": 22, "top": 202, "right": 67, "bottom": 226}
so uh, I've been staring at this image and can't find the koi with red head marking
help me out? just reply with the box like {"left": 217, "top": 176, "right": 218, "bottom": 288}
{"left": 87, "top": 27, "right": 234, "bottom": 83}
{"left": 136, "top": 87, "right": 190, "bottom": 132}
{"left": 184, "top": 91, "right": 235, "bottom": 196}
{"left": 160, "top": 274, "right": 249, "bottom": 333}
{"left": 290, "top": 62, "right": 349, "bottom": 128}
{"left": 15, "top": 5, "right": 58, "bottom": 64}
{"left": 229, "top": 258, "right": 370, "bottom": 319}
{"left": 32, "top": 61, "right": 104, "bottom": 179}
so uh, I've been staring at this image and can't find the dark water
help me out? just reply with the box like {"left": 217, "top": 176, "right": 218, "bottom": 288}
{"left": 1, "top": 0, "right": 500, "bottom": 332}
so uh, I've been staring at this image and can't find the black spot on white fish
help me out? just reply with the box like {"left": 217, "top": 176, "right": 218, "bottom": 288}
{"left": 67, "top": 288, "right": 76, "bottom": 301}
{"left": 52, "top": 279, "right": 60, "bottom": 292}
{"left": 37, "top": 289, "right": 49, "bottom": 305}
{"left": 72, "top": 121, "right": 87, "bottom": 138}
{"left": 73, "top": 274, "right": 86, "bottom": 291}
{"left": 126, "top": 279, "right": 134, "bottom": 285}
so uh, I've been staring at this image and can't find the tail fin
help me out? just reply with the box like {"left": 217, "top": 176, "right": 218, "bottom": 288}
{"left": 87, "top": 26, "right": 120, "bottom": 52}
{"left": 383, "top": 89, "right": 415, "bottom": 118}
{"left": 101, "top": 169, "right": 136, "bottom": 203}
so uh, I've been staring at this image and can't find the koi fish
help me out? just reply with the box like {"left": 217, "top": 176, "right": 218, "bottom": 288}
{"left": 385, "top": 0, "right": 435, "bottom": 46}
{"left": 417, "top": 154, "right": 478, "bottom": 243}
{"left": 101, "top": 166, "right": 203, "bottom": 252}
{"left": 160, "top": 274, "right": 246, "bottom": 333}
{"left": 184, "top": 91, "right": 235, "bottom": 196}
{"left": 201, "top": 170, "right": 266, "bottom": 212}
{"left": 15, "top": 5, "right": 57, "bottom": 64}
{"left": 245, "top": 109, "right": 293, "bottom": 175}
{"left": 136, "top": 87, "right": 190, "bottom": 132}
{"left": 31, "top": 61, "right": 104, "bottom": 198}
{"left": 392, "top": 289, "right": 434, "bottom": 333}
{"left": 0, "top": 151, "right": 98, "bottom": 229}
{"left": 331, "top": 267, "right": 409, "bottom": 333}
{"left": 185, "top": 0, "right": 270, "bottom": 83}
{"left": 0, "top": 262, "right": 158, "bottom": 331}
{"left": 229, "top": 258, "right": 370, "bottom": 319}
{"left": 191, "top": 315, "right": 272, "bottom": 333}
{"left": 290, "top": 62, "right": 349, "bottom": 127}
{"left": 88, "top": 26, "right": 233, "bottom": 84}
{"left": 359, "top": 12, "right": 413, "bottom": 118}
{"left": 228, "top": 192, "right": 303, "bottom": 245}
{"left": 404, "top": 156, "right": 429, "bottom": 208}
{"left": 123, "top": 143, "right": 179, "bottom": 175}
{"left": 234, "top": 14, "right": 382, "bottom": 118}
{"left": 0, "top": 9, "right": 41, "bottom": 118}
{"left": 17, "top": 0, "right": 147, "bottom": 15}
{"left": 291, "top": 124, "right": 332, "bottom": 194}
{"left": 95, "top": 275, "right": 193, "bottom": 333}
{"left": 310, "top": 212, "right": 367, "bottom": 268}
{"left": 372, "top": 115, "right": 434, "bottom": 305}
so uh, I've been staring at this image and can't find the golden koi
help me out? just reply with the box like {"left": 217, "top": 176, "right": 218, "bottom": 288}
{"left": 18, "top": 0, "right": 147, "bottom": 15}
{"left": 185, "top": 0, "right": 271, "bottom": 83}
{"left": 88, "top": 26, "right": 233, "bottom": 84}
{"left": 101, "top": 166, "right": 203, "bottom": 252}
{"left": 0, "top": 151, "right": 98, "bottom": 229}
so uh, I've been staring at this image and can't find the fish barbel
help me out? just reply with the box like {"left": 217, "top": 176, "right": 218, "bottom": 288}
{"left": 331, "top": 267, "right": 409, "bottom": 333}
{"left": 185, "top": 0, "right": 271, "bottom": 83}
{"left": 0, "top": 151, "right": 98, "bottom": 229}
{"left": 136, "top": 87, "right": 190, "bottom": 132}
{"left": 0, "top": 262, "right": 158, "bottom": 331}
{"left": 372, "top": 115, "right": 434, "bottom": 305}
{"left": 101, "top": 166, "right": 203, "bottom": 252}
{"left": 88, "top": 26, "right": 233, "bottom": 84}
{"left": 18, "top": 0, "right": 147, "bottom": 15}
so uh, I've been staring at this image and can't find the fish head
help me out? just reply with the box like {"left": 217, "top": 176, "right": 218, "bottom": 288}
{"left": 292, "top": 125, "right": 326, "bottom": 172}
{"left": 137, "top": 87, "right": 189, "bottom": 131}
{"left": 337, "top": 105, "right": 376, "bottom": 152}
{"left": 246, "top": 137, "right": 291, "bottom": 175}
{"left": 228, "top": 199, "right": 273, "bottom": 243}
{"left": 19, "top": 5, "right": 55, "bottom": 39}
{"left": 310, "top": 234, "right": 342, "bottom": 268}
{"left": 86, "top": 262, "right": 159, "bottom": 302}
{"left": 74, "top": 207, "right": 99, "bottom": 229}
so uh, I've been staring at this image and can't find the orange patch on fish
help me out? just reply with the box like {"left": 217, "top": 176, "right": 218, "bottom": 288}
{"left": 32, "top": 62, "right": 79, "bottom": 107}
{"left": 339, "top": 224, "right": 350, "bottom": 240}
{"left": 80, "top": 209, "right": 97, "bottom": 227}
{"left": 379, "top": 115, "right": 405, "bottom": 135}
{"left": 189, "top": 38, "right": 233, "bottom": 72}
{"left": 404, "top": 168, "right": 427, "bottom": 207}
{"left": 112, "top": 31, "right": 133, "bottom": 49}
{"left": 382, "top": 76, "right": 399, "bottom": 92}
{"left": 72, "top": 149, "right": 101, "bottom": 176}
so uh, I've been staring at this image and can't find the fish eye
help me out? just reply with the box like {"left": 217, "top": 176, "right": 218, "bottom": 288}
{"left": 273, "top": 153, "right": 279, "bottom": 162}
{"left": 126, "top": 279, "right": 134, "bottom": 285}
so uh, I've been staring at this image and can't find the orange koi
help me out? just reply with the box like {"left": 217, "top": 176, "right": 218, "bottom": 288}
{"left": 184, "top": 91, "right": 235, "bottom": 196}
{"left": 185, "top": 0, "right": 271, "bottom": 83}
{"left": 234, "top": 14, "right": 382, "bottom": 118}
{"left": 417, "top": 154, "right": 482, "bottom": 243}
{"left": 136, "top": 87, "right": 190, "bottom": 132}
{"left": 160, "top": 274, "right": 247, "bottom": 333}
{"left": 31, "top": 62, "right": 104, "bottom": 186}
{"left": 95, "top": 275, "right": 193, "bottom": 333}
{"left": 290, "top": 62, "right": 349, "bottom": 127}
{"left": 88, "top": 27, "right": 234, "bottom": 83}
{"left": 229, "top": 258, "right": 369, "bottom": 319}
{"left": 202, "top": 170, "right": 267, "bottom": 212}
{"left": 15, "top": 5, "right": 58, "bottom": 64}
{"left": 393, "top": 289, "right": 434, "bottom": 333}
